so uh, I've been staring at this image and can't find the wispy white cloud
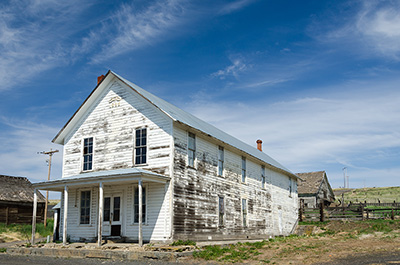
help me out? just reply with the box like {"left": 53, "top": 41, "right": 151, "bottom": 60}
{"left": 318, "top": 0, "right": 400, "bottom": 59}
{"left": 88, "top": 0, "right": 189, "bottom": 63}
{"left": 184, "top": 78, "right": 400, "bottom": 187}
{"left": 211, "top": 58, "right": 247, "bottom": 80}
{"left": 0, "top": 0, "right": 88, "bottom": 91}
{"left": 218, "top": 0, "right": 255, "bottom": 15}
{"left": 0, "top": 117, "right": 63, "bottom": 184}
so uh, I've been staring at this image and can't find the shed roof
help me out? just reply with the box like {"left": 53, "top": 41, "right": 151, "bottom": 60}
{"left": 0, "top": 175, "right": 46, "bottom": 203}
{"left": 296, "top": 171, "right": 327, "bottom": 195}
{"left": 52, "top": 71, "right": 296, "bottom": 179}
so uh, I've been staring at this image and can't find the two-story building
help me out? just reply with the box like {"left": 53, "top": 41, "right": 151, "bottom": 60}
{"left": 32, "top": 71, "right": 299, "bottom": 245}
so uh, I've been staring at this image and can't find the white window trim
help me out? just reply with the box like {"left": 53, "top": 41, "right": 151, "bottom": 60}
{"left": 241, "top": 156, "right": 246, "bottom": 183}
{"left": 133, "top": 184, "right": 148, "bottom": 225}
{"left": 81, "top": 136, "right": 95, "bottom": 172}
{"left": 133, "top": 127, "right": 148, "bottom": 166}
{"left": 187, "top": 132, "right": 196, "bottom": 168}
{"left": 261, "top": 165, "right": 266, "bottom": 189}
{"left": 241, "top": 197, "right": 248, "bottom": 228}
{"left": 218, "top": 195, "right": 225, "bottom": 228}
{"left": 79, "top": 189, "right": 92, "bottom": 226}
{"left": 217, "top": 146, "right": 224, "bottom": 177}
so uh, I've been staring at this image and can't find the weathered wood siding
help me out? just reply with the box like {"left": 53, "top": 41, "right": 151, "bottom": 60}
{"left": 172, "top": 124, "right": 298, "bottom": 240}
{"left": 0, "top": 202, "right": 45, "bottom": 224}
{"left": 62, "top": 78, "right": 172, "bottom": 177}
{"left": 59, "top": 183, "right": 170, "bottom": 242}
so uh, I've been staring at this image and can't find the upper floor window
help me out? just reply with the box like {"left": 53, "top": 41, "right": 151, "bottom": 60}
{"left": 83, "top": 137, "right": 93, "bottom": 171}
{"left": 188, "top": 132, "right": 196, "bottom": 167}
{"left": 218, "top": 146, "right": 224, "bottom": 176}
{"left": 241, "top": 156, "right": 246, "bottom": 183}
{"left": 135, "top": 128, "right": 147, "bottom": 165}
{"left": 261, "top": 165, "right": 266, "bottom": 188}
{"left": 80, "top": 190, "right": 91, "bottom": 224}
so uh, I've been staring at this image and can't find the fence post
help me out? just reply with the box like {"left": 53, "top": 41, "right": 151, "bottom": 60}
{"left": 392, "top": 208, "right": 395, "bottom": 220}
{"left": 366, "top": 208, "right": 369, "bottom": 220}
{"left": 361, "top": 204, "right": 364, "bottom": 221}
{"left": 299, "top": 199, "right": 304, "bottom": 222}
{"left": 320, "top": 203, "right": 325, "bottom": 222}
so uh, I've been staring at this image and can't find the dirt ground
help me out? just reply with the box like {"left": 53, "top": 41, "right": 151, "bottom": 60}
{"left": 183, "top": 220, "right": 400, "bottom": 264}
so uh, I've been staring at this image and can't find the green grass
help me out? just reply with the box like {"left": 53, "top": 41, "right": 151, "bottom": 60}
{"left": 0, "top": 219, "right": 54, "bottom": 242}
{"left": 334, "top": 186, "right": 400, "bottom": 204}
{"left": 0, "top": 248, "right": 7, "bottom": 253}
{"left": 193, "top": 240, "right": 269, "bottom": 263}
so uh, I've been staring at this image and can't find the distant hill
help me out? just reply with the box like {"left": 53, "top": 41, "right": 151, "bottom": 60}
{"left": 333, "top": 186, "right": 400, "bottom": 204}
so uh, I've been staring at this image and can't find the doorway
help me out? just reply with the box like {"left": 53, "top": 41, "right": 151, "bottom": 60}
{"left": 103, "top": 195, "right": 122, "bottom": 236}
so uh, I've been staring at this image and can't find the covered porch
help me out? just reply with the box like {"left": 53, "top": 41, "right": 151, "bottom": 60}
{"left": 32, "top": 168, "right": 170, "bottom": 247}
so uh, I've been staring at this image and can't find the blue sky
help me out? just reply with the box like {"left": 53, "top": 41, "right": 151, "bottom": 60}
{"left": 1, "top": 0, "right": 400, "bottom": 197}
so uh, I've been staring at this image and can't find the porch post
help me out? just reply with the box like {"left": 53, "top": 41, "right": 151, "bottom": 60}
{"left": 31, "top": 188, "right": 38, "bottom": 245}
{"left": 139, "top": 178, "right": 143, "bottom": 247}
{"left": 98, "top": 182, "right": 103, "bottom": 247}
{"left": 63, "top": 185, "right": 68, "bottom": 245}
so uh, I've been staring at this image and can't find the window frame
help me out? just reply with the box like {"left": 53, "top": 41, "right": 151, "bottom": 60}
{"left": 289, "top": 178, "right": 293, "bottom": 197}
{"left": 261, "top": 165, "right": 266, "bottom": 189}
{"left": 80, "top": 190, "right": 91, "bottom": 225}
{"left": 241, "top": 198, "right": 247, "bottom": 227}
{"left": 133, "top": 185, "right": 147, "bottom": 224}
{"left": 241, "top": 156, "right": 246, "bottom": 183}
{"left": 218, "top": 196, "right": 224, "bottom": 228}
{"left": 134, "top": 128, "right": 148, "bottom": 166}
{"left": 188, "top": 132, "right": 196, "bottom": 167}
{"left": 82, "top": 137, "right": 94, "bottom": 172}
{"left": 218, "top": 146, "right": 224, "bottom": 176}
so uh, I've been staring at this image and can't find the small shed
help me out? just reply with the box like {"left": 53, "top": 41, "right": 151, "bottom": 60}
{"left": 296, "top": 171, "right": 335, "bottom": 208}
{"left": 0, "top": 175, "right": 46, "bottom": 224}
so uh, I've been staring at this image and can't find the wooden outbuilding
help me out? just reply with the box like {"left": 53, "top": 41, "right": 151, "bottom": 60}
{"left": 0, "top": 175, "right": 46, "bottom": 224}
{"left": 296, "top": 171, "right": 335, "bottom": 208}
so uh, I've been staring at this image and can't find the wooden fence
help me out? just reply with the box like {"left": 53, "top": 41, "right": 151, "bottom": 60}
{"left": 299, "top": 202, "right": 400, "bottom": 222}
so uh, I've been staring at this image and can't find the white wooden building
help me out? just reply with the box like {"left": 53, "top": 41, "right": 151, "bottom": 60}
{"left": 32, "top": 71, "right": 299, "bottom": 245}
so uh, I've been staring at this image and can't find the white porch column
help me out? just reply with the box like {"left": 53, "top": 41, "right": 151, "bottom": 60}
{"left": 98, "top": 182, "right": 103, "bottom": 247}
{"left": 63, "top": 185, "right": 68, "bottom": 245}
{"left": 138, "top": 178, "right": 143, "bottom": 247}
{"left": 31, "top": 188, "right": 38, "bottom": 245}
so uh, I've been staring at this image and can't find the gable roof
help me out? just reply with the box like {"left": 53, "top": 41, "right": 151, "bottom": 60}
{"left": 53, "top": 70, "right": 297, "bottom": 178}
{"left": 296, "top": 171, "right": 333, "bottom": 196}
{"left": 0, "top": 175, "right": 46, "bottom": 203}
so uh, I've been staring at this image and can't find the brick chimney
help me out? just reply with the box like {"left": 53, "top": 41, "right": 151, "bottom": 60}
{"left": 97, "top": 75, "right": 105, "bottom": 85}
{"left": 256, "top": 139, "right": 262, "bottom": 151}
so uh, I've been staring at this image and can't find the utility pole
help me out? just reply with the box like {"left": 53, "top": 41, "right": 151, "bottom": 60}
{"left": 38, "top": 149, "right": 59, "bottom": 227}
{"left": 343, "top": 167, "right": 347, "bottom": 188}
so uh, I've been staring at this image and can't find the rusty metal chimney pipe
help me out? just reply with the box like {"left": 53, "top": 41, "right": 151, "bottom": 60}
{"left": 256, "top": 139, "right": 262, "bottom": 151}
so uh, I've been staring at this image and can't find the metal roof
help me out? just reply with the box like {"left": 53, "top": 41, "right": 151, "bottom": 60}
{"left": 113, "top": 71, "right": 295, "bottom": 177}
{"left": 32, "top": 167, "right": 169, "bottom": 191}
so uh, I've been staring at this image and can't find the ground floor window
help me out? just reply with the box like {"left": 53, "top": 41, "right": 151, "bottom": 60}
{"left": 80, "top": 190, "right": 91, "bottom": 224}
{"left": 242, "top": 198, "right": 247, "bottom": 227}
{"left": 218, "top": 196, "right": 224, "bottom": 227}
{"left": 134, "top": 187, "right": 146, "bottom": 223}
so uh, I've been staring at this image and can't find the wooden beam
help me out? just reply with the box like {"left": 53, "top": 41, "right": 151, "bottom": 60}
{"left": 139, "top": 178, "right": 143, "bottom": 247}
{"left": 31, "top": 189, "right": 38, "bottom": 245}
{"left": 98, "top": 182, "right": 103, "bottom": 247}
{"left": 63, "top": 185, "right": 68, "bottom": 246}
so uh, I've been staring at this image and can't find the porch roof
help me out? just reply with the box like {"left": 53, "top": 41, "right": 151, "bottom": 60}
{"left": 32, "top": 168, "right": 169, "bottom": 191}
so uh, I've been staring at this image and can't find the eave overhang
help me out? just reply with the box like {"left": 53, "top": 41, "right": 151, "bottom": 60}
{"left": 32, "top": 168, "right": 169, "bottom": 192}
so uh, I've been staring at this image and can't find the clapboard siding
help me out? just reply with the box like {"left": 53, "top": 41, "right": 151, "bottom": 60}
{"left": 60, "top": 183, "right": 169, "bottom": 242}
{"left": 62, "top": 79, "right": 172, "bottom": 178}
{"left": 172, "top": 124, "right": 298, "bottom": 240}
